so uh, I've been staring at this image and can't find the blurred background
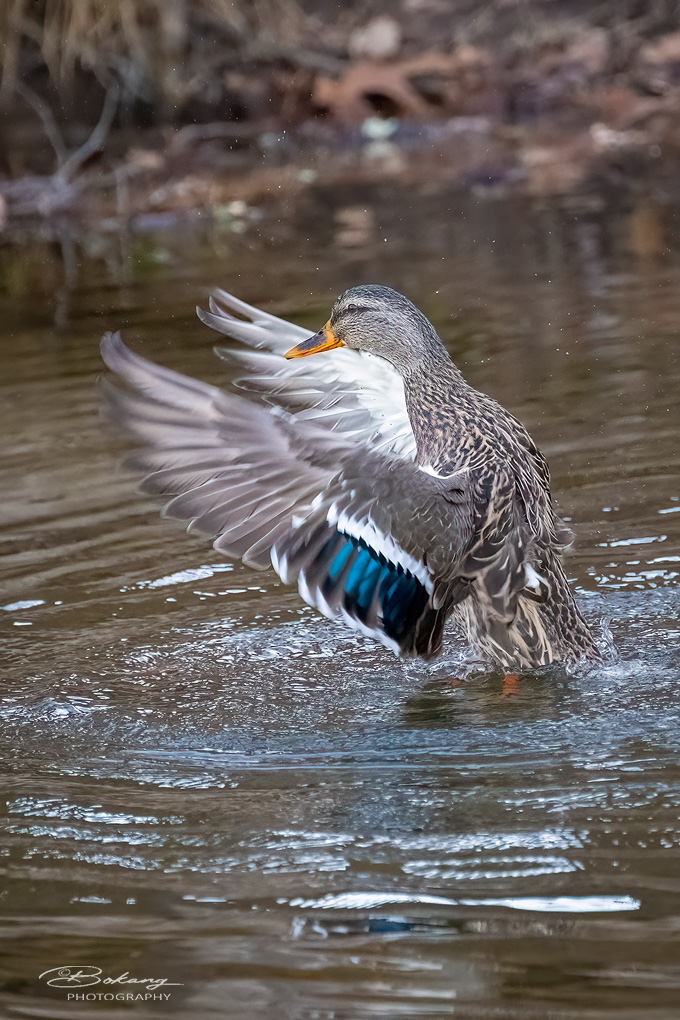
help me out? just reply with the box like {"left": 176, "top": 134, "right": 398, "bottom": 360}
{"left": 2, "top": 0, "right": 680, "bottom": 245}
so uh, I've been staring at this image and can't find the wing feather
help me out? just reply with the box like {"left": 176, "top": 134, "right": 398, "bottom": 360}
{"left": 198, "top": 288, "right": 417, "bottom": 460}
{"left": 100, "top": 331, "right": 473, "bottom": 656}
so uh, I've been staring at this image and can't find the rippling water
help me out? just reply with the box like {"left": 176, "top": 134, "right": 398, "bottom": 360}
{"left": 1, "top": 190, "right": 679, "bottom": 1019}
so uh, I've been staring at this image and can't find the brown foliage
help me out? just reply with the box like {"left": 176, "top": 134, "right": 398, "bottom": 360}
{"left": 314, "top": 47, "right": 492, "bottom": 124}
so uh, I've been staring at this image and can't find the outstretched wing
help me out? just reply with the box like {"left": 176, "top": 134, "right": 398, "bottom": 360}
{"left": 100, "top": 331, "right": 339, "bottom": 571}
{"left": 100, "top": 333, "right": 473, "bottom": 658}
{"left": 197, "top": 288, "right": 417, "bottom": 460}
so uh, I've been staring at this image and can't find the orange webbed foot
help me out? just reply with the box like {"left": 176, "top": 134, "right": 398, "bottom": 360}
{"left": 502, "top": 673, "right": 521, "bottom": 697}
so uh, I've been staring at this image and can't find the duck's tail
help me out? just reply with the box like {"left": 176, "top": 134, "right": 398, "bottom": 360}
{"left": 462, "top": 556, "right": 601, "bottom": 670}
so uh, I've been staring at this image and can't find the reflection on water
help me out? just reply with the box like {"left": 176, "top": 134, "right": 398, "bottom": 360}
{"left": 0, "top": 188, "right": 679, "bottom": 1019}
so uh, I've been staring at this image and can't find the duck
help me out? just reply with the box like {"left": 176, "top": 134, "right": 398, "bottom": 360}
{"left": 100, "top": 284, "right": 601, "bottom": 670}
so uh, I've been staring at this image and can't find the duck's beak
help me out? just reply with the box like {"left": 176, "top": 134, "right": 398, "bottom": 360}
{"left": 284, "top": 321, "right": 345, "bottom": 359}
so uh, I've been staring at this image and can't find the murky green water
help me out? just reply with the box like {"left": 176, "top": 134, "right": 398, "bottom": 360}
{"left": 1, "top": 188, "right": 679, "bottom": 1019}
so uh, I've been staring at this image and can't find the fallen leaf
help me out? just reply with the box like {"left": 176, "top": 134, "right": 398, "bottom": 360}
{"left": 314, "top": 48, "right": 490, "bottom": 124}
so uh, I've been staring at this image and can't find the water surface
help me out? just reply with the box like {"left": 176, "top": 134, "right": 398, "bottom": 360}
{"left": 1, "top": 188, "right": 679, "bottom": 1019}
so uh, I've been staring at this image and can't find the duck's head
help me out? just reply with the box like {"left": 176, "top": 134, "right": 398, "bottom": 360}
{"left": 284, "top": 284, "right": 444, "bottom": 375}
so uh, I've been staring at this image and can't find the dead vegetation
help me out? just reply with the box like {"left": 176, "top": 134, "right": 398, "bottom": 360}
{"left": 1, "top": 1, "right": 680, "bottom": 228}
{"left": 0, "top": 0, "right": 308, "bottom": 114}
{"left": 2, "top": 1, "right": 679, "bottom": 125}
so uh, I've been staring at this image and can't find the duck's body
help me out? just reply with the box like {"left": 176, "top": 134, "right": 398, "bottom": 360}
{"left": 396, "top": 347, "right": 597, "bottom": 667}
{"left": 101, "top": 284, "right": 600, "bottom": 669}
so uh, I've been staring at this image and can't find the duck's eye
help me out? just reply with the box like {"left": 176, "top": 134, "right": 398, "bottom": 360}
{"left": 346, "top": 303, "right": 357, "bottom": 313}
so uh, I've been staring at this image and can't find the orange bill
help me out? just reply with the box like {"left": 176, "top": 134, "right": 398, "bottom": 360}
{"left": 284, "top": 321, "right": 345, "bottom": 359}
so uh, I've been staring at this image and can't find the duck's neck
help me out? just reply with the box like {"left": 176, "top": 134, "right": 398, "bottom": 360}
{"left": 400, "top": 346, "right": 470, "bottom": 468}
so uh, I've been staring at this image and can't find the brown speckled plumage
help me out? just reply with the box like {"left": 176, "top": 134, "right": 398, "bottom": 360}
{"left": 100, "top": 283, "right": 601, "bottom": 669}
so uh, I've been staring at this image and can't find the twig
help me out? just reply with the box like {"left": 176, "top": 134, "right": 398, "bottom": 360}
{"left": 242, "top": 41, "right": 345, "bottom": 75}
{"left": 14, "top": 80, "right": 68, "bottom": 166}
{"left": 170, "top": 121, "right": 257, "bottom": 149}
{"left": 14, "top": 79, "right": 120, "bottom": 182}
{"left": 59, "top": 83, "right": 120, "bottom": 181}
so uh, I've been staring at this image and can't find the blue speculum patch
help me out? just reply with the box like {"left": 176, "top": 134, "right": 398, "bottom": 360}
{"left": 325, "top": 532, "right": 428, "bottom": 642}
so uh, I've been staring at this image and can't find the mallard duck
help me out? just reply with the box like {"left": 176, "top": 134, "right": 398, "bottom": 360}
{"left": 100, "top": 284, "right": 600, "bottom": 669}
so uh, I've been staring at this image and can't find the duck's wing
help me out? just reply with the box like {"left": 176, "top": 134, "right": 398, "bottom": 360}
{"left": 100, "top": 333, "right": 472, "bottom": 659}
{"left": 197, "top": 288, "right": 417, "bottom": 461}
